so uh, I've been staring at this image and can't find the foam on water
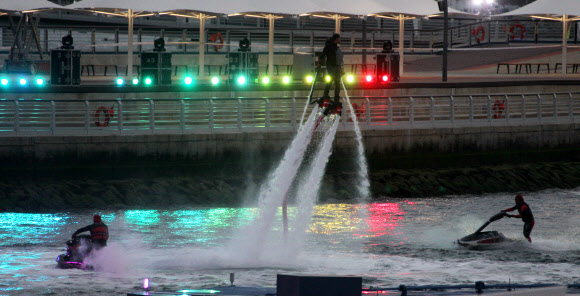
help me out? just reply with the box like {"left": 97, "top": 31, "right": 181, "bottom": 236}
{"left": 223, "top": 107, "right": 320, "bottom": 261}
{"left": 288, "top": 117, "right": 341, "bottom": 253}
{"left": 342, "top": 81, "right": 370, "bottom": 203}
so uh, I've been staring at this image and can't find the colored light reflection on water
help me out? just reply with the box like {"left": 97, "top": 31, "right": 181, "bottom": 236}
{"left": 307, "top": 203, "right": 405, "bottom": 238}
{"left": 309, "top": 204, "right": 364, "bottom": 235}
{"left": 0, "top": 213, "right": 67, "bottom": 246}
{"left": 363, "top": 203, "right": 405, "bottom": 237}
{"left": 122, "top": 208, "right": 259, "bottom": 245}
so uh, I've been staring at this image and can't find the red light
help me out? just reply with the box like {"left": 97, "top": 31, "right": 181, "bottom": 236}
{"left": 382, "top": 75, "right": 389, "bottom": 82}
{"left": 365, "top": 75, "right": 373, "bottom": 82}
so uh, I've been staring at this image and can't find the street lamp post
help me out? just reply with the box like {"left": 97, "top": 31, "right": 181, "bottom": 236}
{"left": 436, "top": 0, "right": 449, "bottom": 82}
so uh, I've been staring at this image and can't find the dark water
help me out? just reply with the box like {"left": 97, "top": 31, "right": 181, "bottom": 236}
{"left": 1, "top": 188, "right": 579, "bottom": 295}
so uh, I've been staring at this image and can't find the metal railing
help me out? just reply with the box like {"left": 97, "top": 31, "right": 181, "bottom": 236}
{"left": 1, "top": 92, "right": 579, "bottom": 136}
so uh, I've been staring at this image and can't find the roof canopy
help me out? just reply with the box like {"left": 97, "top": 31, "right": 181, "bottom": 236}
{"left": 364, "top": 0, "right": 474, "bottom": 19}
{"left": 0, "top": 0, "right": 63, "bottom": 14}
{"left": 65, "top": 0, "right": 223, "bottom": 18}
{"left": 493, "top": 0, "right": 580, "bottom": 21}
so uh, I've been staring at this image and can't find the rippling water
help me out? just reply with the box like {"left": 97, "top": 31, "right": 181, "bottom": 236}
{"left": 1, "top": 189, "right": 579, "bottom": 295}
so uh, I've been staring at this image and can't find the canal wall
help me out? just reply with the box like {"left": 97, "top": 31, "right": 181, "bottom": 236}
{"left": 1, "top": 123, "right": 580, "bottom": 164}
{"left": 2, "top": 122, "right": 580, "bottom": 212}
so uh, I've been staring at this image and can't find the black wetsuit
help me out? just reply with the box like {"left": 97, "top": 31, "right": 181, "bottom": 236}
{"left": 504, "top": 202, "right": 535, "bottom": 239}
{"left": 319, "top": 39, "right": 343, "bottom": 99}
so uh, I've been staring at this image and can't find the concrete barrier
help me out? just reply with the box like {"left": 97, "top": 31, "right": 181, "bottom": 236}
{"left": 1, "top": 123, "right": 578, "bottom": 164}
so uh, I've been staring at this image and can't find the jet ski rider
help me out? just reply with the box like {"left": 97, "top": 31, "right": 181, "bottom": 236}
{"left": 502, "top": 194, "right": 534, "bottom": 243}
{"left": 72, "top": 214, "right": 109, "bottom": 249}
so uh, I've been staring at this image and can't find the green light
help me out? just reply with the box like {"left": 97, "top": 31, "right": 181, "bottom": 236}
{"left": 262, "top": 77, "right": 270, "bottom": 84}
{"left": 346, "top": 75, "right": 354, "bottom": 83}
{"left": 184, "top": 77, "right": 193, "bottom": 85}
{"left": 237, "top": 76, "right": 246, "bottom": 85}
{"left": 282, "top": 76, "right": 291, "bottom": 84}
{"left": 116, "top": 78, "right": 124, "bottom": 85}
{"left": 132, "top": 78, "right": 139, "bottom": 85}
{"left": 144, "top": 77, "right": 152, "bottom": 85}
{"left": 325, "top": 75, "right": 331, "bottom": 82}
{"left": 36, "top": 78, "right": 44, "bottom": 85}
{"left": 19, "top": 78, "right": 27, "bottom": 85}
{"left": 306, "top": 76, "right": 313, "bottom": 83}
{"left": 1, "top": 79, "right": 8, "bottom": 86}
{"left": 211, "top": 77, "right": 219, "bottom": 85}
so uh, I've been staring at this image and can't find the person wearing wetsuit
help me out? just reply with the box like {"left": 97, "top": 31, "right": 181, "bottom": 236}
{"left": 72, "top": 214, "right": 109, "bottom": 250}
{"left": 502, "top": 194, "right": 534, "bottom": 243}
{"left": 318, "top": 33, "right": 344, "bottom": 104}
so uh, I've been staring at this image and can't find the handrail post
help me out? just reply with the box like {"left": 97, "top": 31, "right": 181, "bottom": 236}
{"left": 149, "top": 100, "right": 155, "bottom": 134}
{"left": 365, "top": 98, "right": 371, "bottom": 128}
{"left": 521, "top": 95, "right": 526, "bottom": 124}
{"left": 117, "top": 99, "right": 123, "bottom": 134}
{"left": 487, "top": 95, "right": 492, "bottom": 122}
{"left": 430, "top": 96, "right": 435, "bottom": 124}
{"left": 180, "top": 99, "right": 185, "bottom": 133}
{"left": 237, "top": 99, "right": 243, "bottom": 131}
{"left": 409, "top": 97, "right": 414, "bottom": 127}
{"left": 50, "top": 101, "right": 56, "bottom": 135}
{"left": 537, "top": 94, "right": 542, "bottom": 124}
{"left": 85, "top": 100, "right": 90, "bottom": 135}
{"left": 469, "top": 95, "right": 474, "bottom": 124}
{"left": 569, "top": 93, "right": 574, "bottom": 121}
{"left": 450, "top": 96, "right": 455, "bottom": 126}
{"left": 14, "top": 100, "right": 20, "bottom": 135}
{"left": 388, "top": 97, "right": 393, "bottom": 127}
{"left": 292, "top": 98, "right": 297, "bottom": 131}
{"left": 209, "top": 99, "right": 214, "bottom": 133}
{"left": 265, "top": 99, "right": 271, "bottom": 131}
{"left": 504, "top": 95, "right": 509, "bottom": 124}
{"left": 553, "top": 93, "right": 558, "bottom": 122}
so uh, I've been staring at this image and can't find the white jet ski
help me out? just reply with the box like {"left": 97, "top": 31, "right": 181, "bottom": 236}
{"left": 457, "top": 212, "right": 507, "bottom": 247}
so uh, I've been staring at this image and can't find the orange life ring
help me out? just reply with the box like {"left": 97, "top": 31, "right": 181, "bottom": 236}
{"left": 509, "top": 24, "right": 526, "bottom": 40}
{"left": 94, "top": 106, "right": 114, "bottom": 127}
{"left": 472, "top": 25, "right": 485, "bottom": 44}
{"left": 492, "top": 100, "right": 505, "bottom": 119}
{"left": 209, "top": 33, "right": 224, "bottom": 52}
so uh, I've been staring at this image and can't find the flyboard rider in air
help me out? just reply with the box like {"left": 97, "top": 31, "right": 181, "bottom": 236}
{"left": 308, "top": 33, "right": 344, "bottom": 130}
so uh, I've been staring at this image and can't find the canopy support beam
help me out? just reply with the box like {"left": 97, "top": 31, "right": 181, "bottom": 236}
{"left": 268, "top": 14, "right": 275, "bottom": 77}
{"left": 199, "top": 13, "right": 207, "bottom": 77}
{"left": 562, "top": 14, "right": 568, "bottom": 75}
{"left": 334, "top": 15, "right": 341, "bottom": 33}
{"left": 127, "top": 9, "right": 134, "bottom": 78}
{"left": 398, "top": 14, "right": 405, "bottom": 77}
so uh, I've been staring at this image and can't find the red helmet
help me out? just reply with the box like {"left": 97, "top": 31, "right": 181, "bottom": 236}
{"left": 93, "top": 214, "right": 102, "bottom": 223}
{"left": 515, "top": 194, "right": 524, "bottom": 204}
